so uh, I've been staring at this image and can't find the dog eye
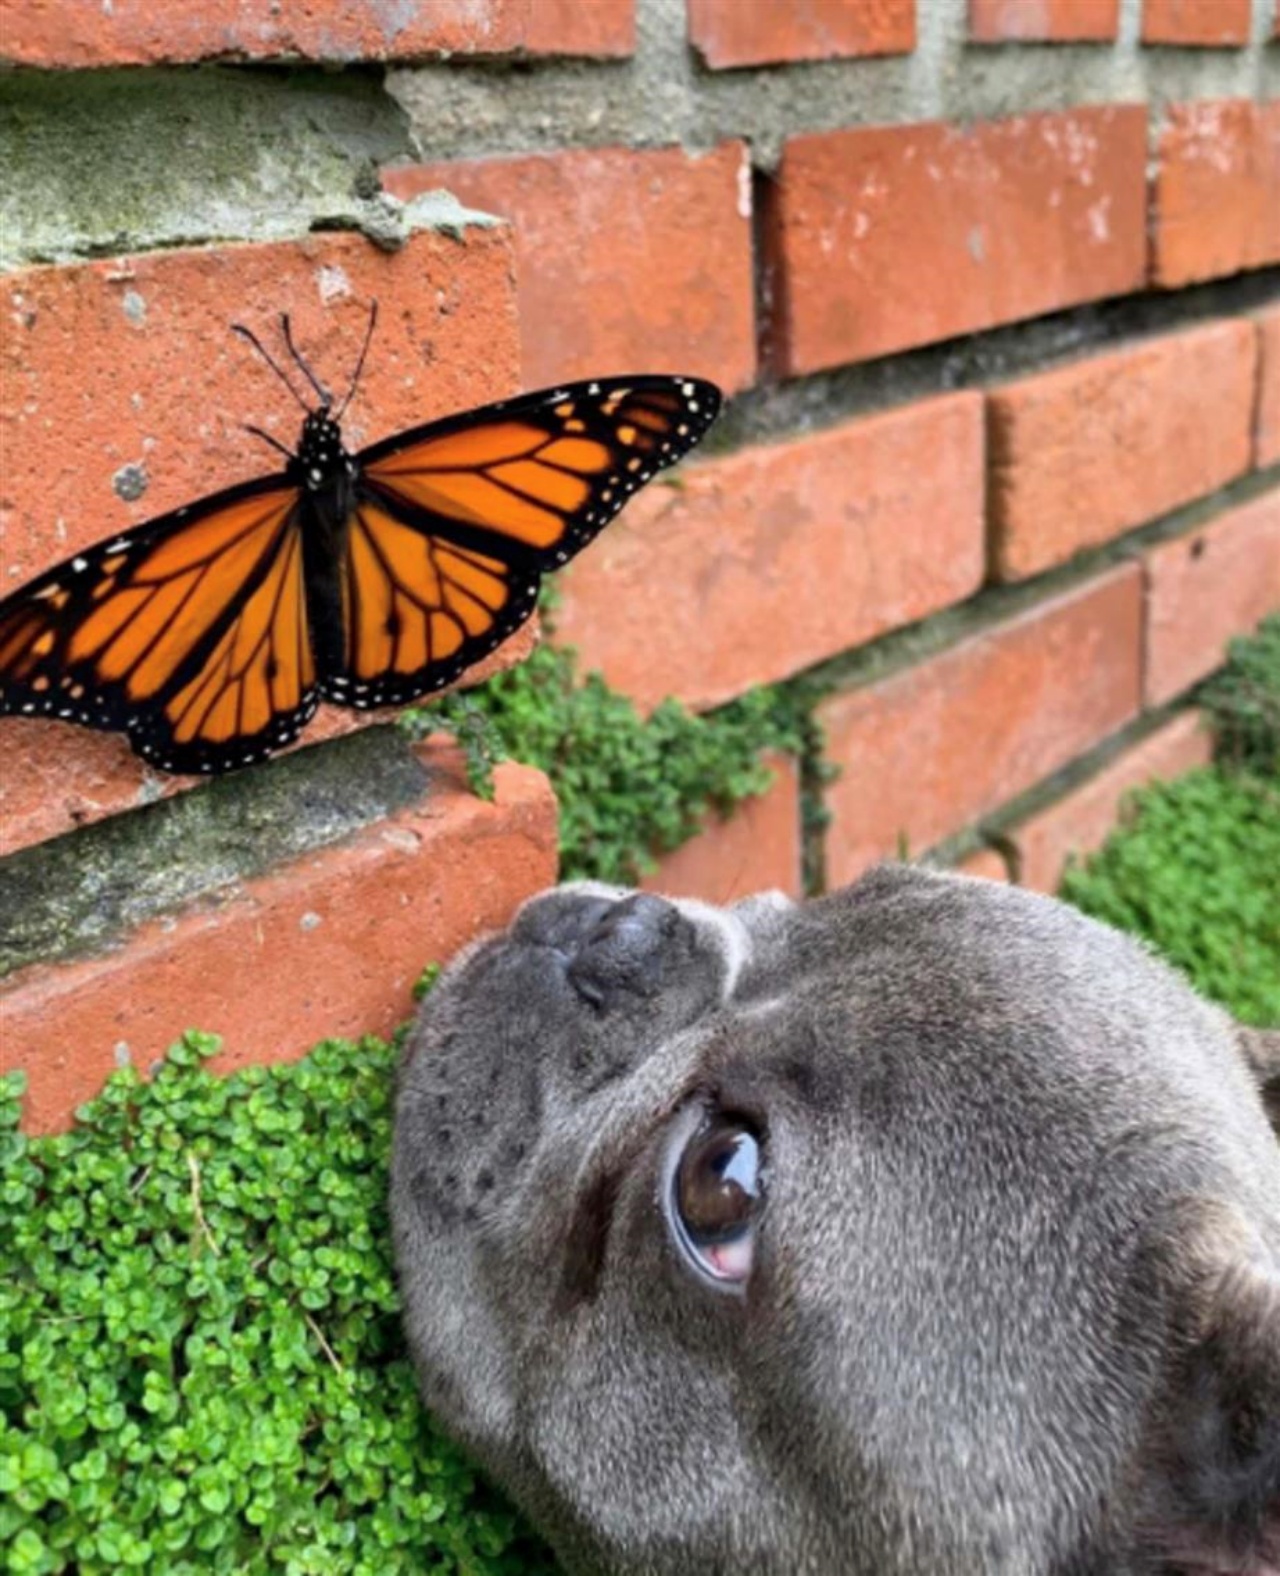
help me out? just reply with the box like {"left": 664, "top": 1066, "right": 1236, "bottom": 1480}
{"left": 664, "top": 1111, "right": 764, "bottom": 1290}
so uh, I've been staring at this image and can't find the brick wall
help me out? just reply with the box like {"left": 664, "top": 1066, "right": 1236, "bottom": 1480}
{"left": 2, "top": 0, "right": 1278, "bottom": 1129}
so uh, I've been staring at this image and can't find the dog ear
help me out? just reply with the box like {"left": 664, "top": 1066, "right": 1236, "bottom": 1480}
{"left": 1139, "top": 1246, "right": 1280, "bottom": 1574}
{"left": 1239, "top": 1028, "right": 1280, "bottom": 1131}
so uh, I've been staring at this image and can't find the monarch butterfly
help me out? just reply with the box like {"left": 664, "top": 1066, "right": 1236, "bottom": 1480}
{"left": 0, "top": 306, "right": 721, "bottom": 775}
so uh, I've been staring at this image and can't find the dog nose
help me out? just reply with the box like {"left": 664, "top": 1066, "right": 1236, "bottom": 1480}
{"left": 584, "top": 893, "right": 677, "bottom": 952}
{"left": 565, "top": 894, "right": 688, "bottom": 1009}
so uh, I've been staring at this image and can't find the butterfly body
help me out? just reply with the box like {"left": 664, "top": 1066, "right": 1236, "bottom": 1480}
{"left": 1, "top": 355, "right": 721, "bottom": 776}
{"left": 291, "top": 410, "right": 362, "bottom": 684}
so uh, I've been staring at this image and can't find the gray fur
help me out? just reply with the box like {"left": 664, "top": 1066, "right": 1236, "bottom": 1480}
{"left": 391, "top": 865, "right": 1280, "bottom": 1574}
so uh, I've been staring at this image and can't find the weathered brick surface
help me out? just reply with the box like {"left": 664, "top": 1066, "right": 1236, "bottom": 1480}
{"left": 1152, "top": 101, "right": 1280, "bottom": 287}
{"left": 1012, "top": 712, "right": 1212, "bottom": 893}
{"left": 1, "top": 0, "right": 635, "bottom": 68}
{"left": 384, "top": 143, "right": 756, "bottom": 393}
{"left": 0, "top": 226, "right": 523, "bottom": 841}
{"left": 1256, "top": 305, "right": 1280, "bottom": 469}
{"left": 641, "top": 753, "right": 803, "bottom": 903}
{"left": 554, "top": 392, "right": 985, "bottom": 712}
{"left": 1144, "top": 491, "right": 1280, "bottom": 706}
{"left": 688, "top": 0, "right": 915, "bottom": 67}
{"left": 0, "top": 742, "right": 559, "bottom": 1135}
{"left": 989, "top": 321, "right": 1256, "bottom": 580}
{"left": 820, "top": 566, "right": 1143, "bottom": 887}
{"left": 1255, "top": 99, "right": 1278, "bottom": 258}
{"left": 1142, "top": 0, "right": 1251, "bottom": 45}
{"left": 969, "top": 0, "right": 1120, "bottom": 41}
{"left": 3, "top": 231, "right": 519, "bottom": 581}
{"left": 764, "top": 105, "right": 1147, "bottom": 375}
{"left": 0, "top": 624, "right": 538, "bottom": 860}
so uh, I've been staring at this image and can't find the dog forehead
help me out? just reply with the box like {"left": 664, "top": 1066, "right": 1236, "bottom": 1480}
{"left": 758, "top": 864, "right": 1141, "bottom": 1006}
{"left": 695, "top": 873, "right": 1150, "bottom": 1105}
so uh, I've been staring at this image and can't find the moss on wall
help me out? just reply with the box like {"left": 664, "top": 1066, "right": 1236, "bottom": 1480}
{"left": 1, "top": 68, "right": 413, "bottom": 268}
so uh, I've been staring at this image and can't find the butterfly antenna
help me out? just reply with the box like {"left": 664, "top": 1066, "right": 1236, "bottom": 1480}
{"left": 231, "top": 322, "right": 311, "bottom": 413}
{"left": 335, "top": 299, "right": 379, "bottom": 420}
{"left": 243, "top": 423, "right": 295, "bottom": 461}
{"left": 280, "top": 314, "right": 332, "bottom": 410}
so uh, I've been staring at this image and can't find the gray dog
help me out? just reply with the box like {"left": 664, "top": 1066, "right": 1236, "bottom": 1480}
{"left": 390, "top": 865, "right": 1280, "bottom": 1574}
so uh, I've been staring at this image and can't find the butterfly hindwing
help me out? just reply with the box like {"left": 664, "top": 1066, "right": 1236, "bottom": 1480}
{"left": 323, "top": 375, "right": 721, "bottom": 708}
{"left": 0, "top": 475, "right": 321, "bottom": 775}
{"left": 318, "top": 493, "right": 540, "bottom": 710}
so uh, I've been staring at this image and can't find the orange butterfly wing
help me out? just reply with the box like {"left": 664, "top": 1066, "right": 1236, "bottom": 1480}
{"left": 0, "top": 477, "right": 319, "bottom": 774}
{"left": 326, "top": 376, "right": 721, "bottom": 708}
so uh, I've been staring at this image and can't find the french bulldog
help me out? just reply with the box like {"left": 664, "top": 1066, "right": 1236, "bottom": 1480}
{"left": 390, "top": 864, "right": 1280, "bottom": 1575}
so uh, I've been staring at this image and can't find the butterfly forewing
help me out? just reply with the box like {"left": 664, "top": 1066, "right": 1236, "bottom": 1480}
{"left": 325, "top": 375, "right": 721, "bottom": 709}
{"left": 0, "top": 476, "right": 322, "bottom": 774}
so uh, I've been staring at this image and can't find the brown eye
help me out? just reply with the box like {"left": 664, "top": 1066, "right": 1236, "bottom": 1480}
{"left": 664, "top": 1112, "right": 764, "bottom": 1289}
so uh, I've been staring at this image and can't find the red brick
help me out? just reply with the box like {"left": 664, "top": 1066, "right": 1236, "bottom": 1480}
{"left": 1257, "top": 305, "right": 1280, "bottom": 469}
{"left": 479, "top": 0, "right": 634, "bottom": 54}
{"left": 990, "top": 321, "right": 1256, "bottom": 580}
{"left": 0, "top": 225, "right": 523, "bottom": 844}
{"left": 688, "top": 0, "right": 914, "bottom": 67}
{"left": 554, "top": 392, "right": 985, "bottom": 712}
{"left": 1012, "top": 711, "right": 1213, "bottom": 893}
{"left": 0, "top": 741, "right": 558, "bottom": 1136}
{"left": 1142, "top": 0, "right": 1250, "bottom": 45}
{"left": 969, "top": 0, "right": 1119, "bottom": 42}
{"left": 1262, "top": 102, "right": 1280, "bottom": 263}
{"left": 1152, "top": 101, "right": 1280, "bottom": 287}
{"left": 955, "top": 845, "right": 1010, "bottom": 881}
{"left": 1143, "top": 491, "right": 1280, "bottom": 706}
{"left": 3, "top": 231, "right": 519, "bottom": 584}
{"left": 384, "top": 143, "right": 756, "bottom": 394}
{"left": 1, "top": 0, "right": 634, "bottom": 68}
{"left": 820, "top": 566, "right": 1143, "bottom": 887}
{"left": 764, "top": 105, "right": 1146, "bottom": 376}
{"left": 641, "top": 753, "right": 803, "bottom": 903}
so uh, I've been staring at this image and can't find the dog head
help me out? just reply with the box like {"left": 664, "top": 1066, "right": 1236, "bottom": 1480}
{"left": 391, "top": 866, "right": 1280, "bottom": 1574}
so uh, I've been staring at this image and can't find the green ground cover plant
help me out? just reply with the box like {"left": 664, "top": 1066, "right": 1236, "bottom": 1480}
{"left": 1059, "top": 766, "right": 1280, "bottom": 1025}
{"left": 403, "top": 623, "right": 812, "bottom": 886}
{"left": 1200, "top": 611, "right": 1280, "bottom": 778}
{"left": 1, "top": 1034, "right": 557, "bottom": 1576}
{"left": 1060, "top": 614, "right": 1280, "bottom": 1027}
